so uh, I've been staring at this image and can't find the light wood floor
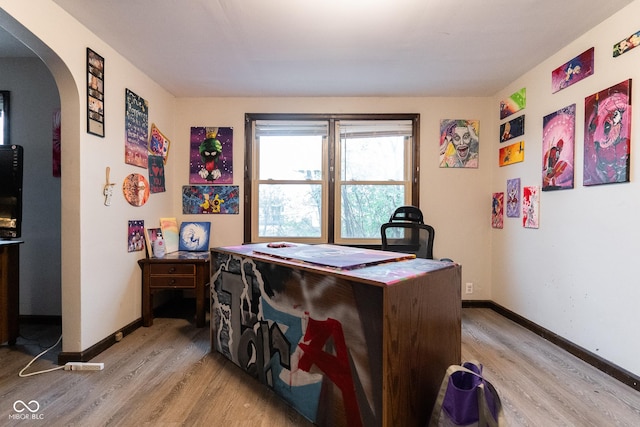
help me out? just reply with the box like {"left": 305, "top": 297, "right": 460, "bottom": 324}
{"left": 1, "top": 307, "right": 639, "bottom": 426}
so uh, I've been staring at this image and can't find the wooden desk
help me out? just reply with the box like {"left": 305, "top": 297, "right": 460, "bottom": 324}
{"left": 0, "top": 240, "right": 22, "bottom": 345}
{"left": 210, "top": 243, "right": 461, "bottom": 427}
{"left": 138, "top": 251, "right": 210, "bottom": 327}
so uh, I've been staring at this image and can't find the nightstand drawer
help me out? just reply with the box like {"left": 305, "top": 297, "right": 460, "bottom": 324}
{"left": 149, "top": 275, "right": 195, "bottom": 289}
{"left": 149, "top": 263, "right": 195, "bottom": 276}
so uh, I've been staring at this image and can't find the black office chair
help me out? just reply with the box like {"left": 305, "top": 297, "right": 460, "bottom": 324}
{"left": 381, "top": 221, "right": 435, "bottom": 259}
{"left": 388, "top": 205, "right": 424, "bottom": 224}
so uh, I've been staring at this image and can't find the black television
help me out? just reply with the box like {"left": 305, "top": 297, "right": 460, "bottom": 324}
{"left": 0, "top": 144, "right": 23, "bottom": 239}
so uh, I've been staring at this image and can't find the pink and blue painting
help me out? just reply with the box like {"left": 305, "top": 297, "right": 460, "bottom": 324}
{"left": 178, "top": 221, "right": 210, "bottom": 251}
{"left": 542, "top": 104, "right": 575, "bottom": 191}
{"left": 583, "top": 79, "right": 632, "bottom": 186}
{"left": 491, "top": 192, "right": 504, "bottom": 229}
{"left": 189, "top": 127, "right": 233, "bottom": 184}
{"left": 182, "top": 185, "right": 240, "bottom": 214}
{"left": 551, "top": 47, "right": 594, "bottom": 93}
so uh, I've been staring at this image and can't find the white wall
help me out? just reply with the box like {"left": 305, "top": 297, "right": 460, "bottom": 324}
{"left": 491, "top": 1, "right": 640, "bottom": 375}
{"left": 175, "top": 97, "right": 494, "bottom": 297}
{"left": 0, "top": 57, "right": 61, "bottom": 316}
{"left": 0, "top": 1, "right": 176, "bottom": 352}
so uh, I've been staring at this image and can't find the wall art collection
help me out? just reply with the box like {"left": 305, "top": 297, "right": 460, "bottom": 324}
{"left": 493, "top": 33, "right": 636, "bottom": 230}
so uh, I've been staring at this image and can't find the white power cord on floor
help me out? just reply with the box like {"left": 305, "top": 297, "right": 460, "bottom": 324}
{"left": 18, "top": 334, "right": 65, "bottom": 377}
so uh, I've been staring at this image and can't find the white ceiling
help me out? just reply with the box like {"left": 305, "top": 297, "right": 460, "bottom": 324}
{"left": 2, "top": 0, "right": 635, "bottom": 97}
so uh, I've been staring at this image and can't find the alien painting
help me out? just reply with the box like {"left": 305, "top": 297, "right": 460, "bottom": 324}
{"left": 583, "top": 80, "right": 632, "bottom": 186}
{"left": 189, "top": 126, "right": 233, "bottom": 184}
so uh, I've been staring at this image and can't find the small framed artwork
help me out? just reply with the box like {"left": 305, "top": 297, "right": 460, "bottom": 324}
{"left": 613, "top": 30, "right": 640, "bottom": 57}
{"left": 542, "top": 104, "right": 575, "bottom": 191}
{"left": 87, "top": 48, "right": 104, "bottom": 137}
{"left": 179, "top": 222, "right": 211, "bottom": 252}
{"left": 499, "top": 141, "right": 525, "bottom": 167}
{"left": 522, "top": 186, "right": 540, "bottom": 229}
{"left": 500, "top": 115, "right": 525, "bottom": 143}
{"left": 506, "top": 178, "right": 520, "bottom": 218}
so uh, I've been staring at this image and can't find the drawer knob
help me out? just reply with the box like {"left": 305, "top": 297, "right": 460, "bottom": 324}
{"left": 169, "top": 267, "right": 176, "bottom": 273}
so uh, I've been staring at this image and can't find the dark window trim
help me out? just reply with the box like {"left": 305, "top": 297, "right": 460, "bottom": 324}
{"left": 244, "top": 113, "right": 419, "bottom": 244}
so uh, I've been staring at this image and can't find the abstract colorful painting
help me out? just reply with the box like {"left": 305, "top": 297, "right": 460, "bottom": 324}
{"left": 182, "top": 185, "right": 240, "bottom": 214}
{"left": 124, "top": 88, "right": 149, "bottom": 168}
{"left": 127, "top": 220, "right": 145, "bottom": 253}
{"left": 178, "top": 221, "right": 211, "bottom": 251}
{"left": 160, "top": 217, "right": 179, "bottom": 253}
{"left": 551, "top": 47, "right": 594, "bottom": 93}
{"left": 506, "top": 178, "right": 520, "bottom": 218}
{"left": 189, "top": 127, "right": 233, "bottom": 184}
{"left": 499, "top": 141, "right": 524, "bottom": 166}
{"left": 542, "top": 104, "right": 575, "bottom": 191}
{"left": 439, "top": 119, "right": 479, "bottom": 168}
{"left": 500, "top": 115, "right": 525, "bottom": 143}
{"left": 500, "top": 88, "right": 526, "bottom": 120}
{"left": 613, "top": 30, "right": 640, "bottom": 57}
{"left": 522, "top": 186, "right": 539, "bottom": 229}
{"left": 583, "top": 79, "right": 632, "bottom": 186}
{"left": 491, "top": 192, "right": 504, "bottom": 229}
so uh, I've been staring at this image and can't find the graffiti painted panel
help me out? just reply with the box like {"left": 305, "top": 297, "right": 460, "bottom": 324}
{"left": 182, "top": 185, "right": 239, "bottom": 214}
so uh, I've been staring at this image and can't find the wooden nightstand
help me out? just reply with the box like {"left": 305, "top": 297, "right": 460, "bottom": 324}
{"left": 138, "top": 251, "right": 210, "bottom": 327}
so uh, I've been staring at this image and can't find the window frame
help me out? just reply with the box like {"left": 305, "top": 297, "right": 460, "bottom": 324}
{"left": 244, "top": 113, "right": 420, "bottom": 245}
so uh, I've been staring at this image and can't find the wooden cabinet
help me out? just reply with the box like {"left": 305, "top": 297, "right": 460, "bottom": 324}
{"left": 210, "top": 243, "right": 461, "bottom": 427}
{"left": 0, "top": 241, "right": 22, "bottom": 345}
{"left": 138, "top": 251, "right": 210, "bottom": 327}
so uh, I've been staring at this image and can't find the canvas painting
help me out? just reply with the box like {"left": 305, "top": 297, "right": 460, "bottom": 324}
{"left": 583, "top": 79, "right": 632, "bottom": 186}
{"left": 160, "top": 217, "right": 179, "bottom": 253}
{"left": 178, "top": 221, "right": 211, "bottom": 252}
{"left": 182, "top": 185, "right": 240, "bottom": 214}
{"left": 542, "top": 104, "right": 575, "bottom": 191}
{"left": 500, "top": 115, "right": 525, "bottom": 143}
{"left": 439, "top": 119, "right": 479, "bottom": 168}
{"left": 128, "top": 220, "right": 145, "bottom": 253}
{"left": 148, "top": 123, "right": 170, "bottom": 163}
{"left": 491, "top": 192, "right": 504, "bottom": 229}
{"left": 522, "top": 186, "right": 540, "bottom": 229}
{"left": 506, "top": 178, "right": 520, "bottom": 218}
{"left": 613, "top": 30, "right": 640, "bottom": 57}
{"left": 189, "top": 126, "right": 233, "bottom": 184}
{"left": 551, "top": 47, "right": 594, "bottom": 93}
{"left": 147, "top": 155, "right": 166, "bottom": 194}
{"left": 499, "top": 88, "right": 526, "bottom": 120}
{"left": 499, "top": 141, "right": 524, "bottom": 166}
{"left": 125, "top": 88, "right": 149, "bottom": 168}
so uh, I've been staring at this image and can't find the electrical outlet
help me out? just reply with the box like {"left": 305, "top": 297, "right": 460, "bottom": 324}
{"left": 465, "top": 282, "right": 473, "bottom": 294}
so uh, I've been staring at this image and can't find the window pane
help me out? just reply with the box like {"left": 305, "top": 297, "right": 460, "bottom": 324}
{"left": 341, "top": 136, "right": 405, "bottom": 181}
{"left": 341, "top": 184, "right": 405, "bottom": 239}
{"left": 259, "top": 135, "right": 323, "bottom": 180}
{"left": 258, "top": 184, "right": 322, "bottom": 237}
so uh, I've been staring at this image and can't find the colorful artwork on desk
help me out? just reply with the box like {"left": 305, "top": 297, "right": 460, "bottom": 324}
{"left": 159, "top": 217, "right": 179, "bottom": 253}
{"left": 189, "top": 126, "right": 233, "bottom": 184}
{"left": 178, "top": 221, "right": 210, "bottom": 252}
{"left": 500, "top": 115, "right": 525, "bottom": 143}
{"left": 182, "top": 185, "right": 239, "bottom": 214}
{"left": 551, "top": 47, "right": 594, "bottom": 93}
{"left": 500, "top": 87, "right": 526, "bottom": 120}
{"left": 613, "top": 30, "right": 640, "bottom": 57}
{"left": 499, "top": 141, "right": 524, "bottom": 166}
{"left": 439, "top": 119, "right": 479, "bottom": 168}
{"left": 124, "top": 88, "right": 149, "bottom": 168}
{"left": 542, "top": 104, "right": 575, "bottom": 191}
{"left": 491, "top": 192, "right": 504, "bottom": 229}
{"left": 522, "top": 186, "right": 539, "bottom": 229}
{"left": 583, "top": 79, "right": 631, "bottom": 186}
{"left": 211, "top": 254, "right": 374, "bottom": 426}
{"left": 506, "top": 178, "right": 520, "bottom": 218}
{"left": 127, "top": 220, "right": 145, "bottom": 253}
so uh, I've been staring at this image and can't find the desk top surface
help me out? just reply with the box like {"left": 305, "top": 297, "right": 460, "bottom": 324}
{"left": 212, "top": 243, "right": 456, "bottom": 286}
{"left": 139, "top": 250, "right": 209, "bottom": 264}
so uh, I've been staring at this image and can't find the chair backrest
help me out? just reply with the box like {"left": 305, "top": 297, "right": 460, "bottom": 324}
{"left": 381, "top": 222, "right": 435, "bottom": 259}
{"left": 389, "top": 205, "right": 424, "bottom": 224}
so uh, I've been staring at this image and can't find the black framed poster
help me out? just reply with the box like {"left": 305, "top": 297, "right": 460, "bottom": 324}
{"left": 87, "top": 47, "right": 104, "bottom": 137}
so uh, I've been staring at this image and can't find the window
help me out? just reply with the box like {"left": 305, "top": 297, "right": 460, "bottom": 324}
{"left": 245, "top": 113, "right": 419, "bottom": 245}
